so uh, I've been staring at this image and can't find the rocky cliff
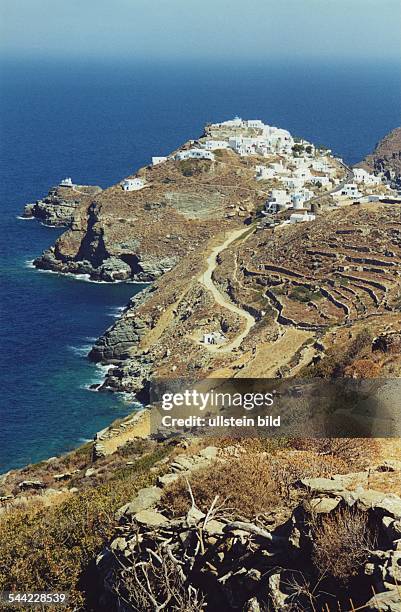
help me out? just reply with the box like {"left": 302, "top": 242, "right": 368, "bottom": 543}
{"left": 33, "top": 150, "right": 263, "bottom": 282}
{"left": 355, "top": 127, "right": 401, "bottom": 189}
{"left": 23, "top": 184, "right": 102, "bottom": 227}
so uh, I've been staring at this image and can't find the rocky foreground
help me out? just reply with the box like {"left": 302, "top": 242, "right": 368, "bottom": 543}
{"left": 95, "top": 442, "right": 401, "bottom": 611}
{"left": 3, "top": 433, "right": 401, "bottom": 611}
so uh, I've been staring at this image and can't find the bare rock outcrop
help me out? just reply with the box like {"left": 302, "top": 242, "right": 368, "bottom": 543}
{"left": 22, "top": 184, "right": 102, "bottom": 227}
{"left": 355, "top": 127, "right": 401, "bottom": 189}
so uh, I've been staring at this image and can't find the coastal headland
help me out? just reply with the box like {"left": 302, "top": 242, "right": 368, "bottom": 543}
{"left": 2, "top": 118, "right": 401, "bottom": 610}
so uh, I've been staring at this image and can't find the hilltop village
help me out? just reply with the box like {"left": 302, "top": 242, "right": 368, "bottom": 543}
{"left": 120, "top": 116, "right": 392, "bottom": 227}
{"left": 23, "top": 117, "right": 395, "bottom": 291}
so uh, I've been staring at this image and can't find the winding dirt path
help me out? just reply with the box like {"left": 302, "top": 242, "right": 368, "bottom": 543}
{"left": 199, "top": 226, "right": 256, "bottom": 352}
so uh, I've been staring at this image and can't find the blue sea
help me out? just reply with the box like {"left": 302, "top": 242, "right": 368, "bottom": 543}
{"left": 0, "top": 58, "right": 400, "bottom": 472}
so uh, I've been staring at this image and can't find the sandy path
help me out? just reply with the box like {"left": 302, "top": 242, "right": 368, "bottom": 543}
{"left": 199, "top": 226, "right": 256, "bottom": 352}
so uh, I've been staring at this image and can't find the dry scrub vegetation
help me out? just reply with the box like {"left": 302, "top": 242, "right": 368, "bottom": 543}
{"left": 0, "top": 447, "right": 170, "bottom": 610}
{"left": 162, "top": 438, "right": 376, "bottom": 519}
{"left": 312, "top": 507, "right": 377, "bottom": 584}
{"left": 0, "top": 437, "right": 381, "bottom": 610}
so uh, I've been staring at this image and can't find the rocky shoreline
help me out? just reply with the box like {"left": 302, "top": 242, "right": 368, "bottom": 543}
{"left": 23, "top": 184, "right": 102, "bottom": 227}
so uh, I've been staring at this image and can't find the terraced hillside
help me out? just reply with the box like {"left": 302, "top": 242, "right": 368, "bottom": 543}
{"left": 234, "top": 202, "right": 401, "bottom": 331}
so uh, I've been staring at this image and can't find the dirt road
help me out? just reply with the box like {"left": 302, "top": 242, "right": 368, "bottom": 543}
{"left": 199, "top": 226, "right": 256, "bottom": 352}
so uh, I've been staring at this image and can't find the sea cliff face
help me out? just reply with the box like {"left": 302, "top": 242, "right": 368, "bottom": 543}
{"left": 32, "top": 153, "right": 259, "bottom": 281}
{"left": 23, "top": 184, "right": 102, "bottom": 227}
{"left": 355, "top": 126, "right": 401, "bottom": 189}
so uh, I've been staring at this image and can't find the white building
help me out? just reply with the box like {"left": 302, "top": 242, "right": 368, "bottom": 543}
{"left": 353, "top": 168, "right": 381, "bottom": 185}
{"left": 246, "top": 119, "right": 265, "bottom": 129}
{"left": 340, "top": 183, "right": 362, "bottom": 198}
{"left": 203, "top": 332, "right": 225, "bottom": 345}
{"left": 309, "top": 176, "right": 331, "bottom": 187}
{"left": 175, "top": 148, "right": 215, "bottom": 161}
{"left": 209, "top": 118, "right": 294, "bottom": 156}
{"left": 212, "top": 116, "right": 244, "bottom": 128}
{"left": 293, "top": 167, "right": 312, "bottom": 180}
{"left": 311, "top": 159, "right": 330, "bottom": 173}
{"left": 291, "top": 189, "right": 314, "bottom": 209}
{"left": 59, "top": 177, "right": 74, "bottom": 187}
{"left": 202, "top": 140, "right": 230, "bottom": 151}
{"left": 152, "top": 156, "right": 167, "bottom": 166}
{"left": 264, "top": 189, "right": 290, "bottom": 214}
{"left": 292, "top": 157, "right": 310, "bottom": 169}
{"left": 282, "top": 176, "right": 305, "bottom": 190}
{"left": 255, "top": 165, "right": 276, "bottom": 180}
{"left": 122, "top": 177, "right": 146, "bottom": 191}
{"left": 290, "top": 212, "right": 316, "bottom": 224}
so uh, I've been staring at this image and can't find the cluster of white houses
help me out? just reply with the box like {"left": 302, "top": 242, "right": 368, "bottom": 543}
{"left": 205, "top": 117, "right": 295, "bottom": 157}
{"left": 118, "top": 119, "right": 386, "bottom": 209}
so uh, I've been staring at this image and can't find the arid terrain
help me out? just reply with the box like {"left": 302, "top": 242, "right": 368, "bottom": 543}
{"left": 5, "top": 121, "right": 401, "bottom": 610}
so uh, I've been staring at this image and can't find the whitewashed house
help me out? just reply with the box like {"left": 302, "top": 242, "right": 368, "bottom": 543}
{"left": 246, "top": 119, "right": 265, "bottom": 129}
{"left": 122, "top": 177, "right": 146, "bottom": 191}
{"left": 264, "top": 189, "right": 290, "bottom": 214}
{"left": 255, "top": 165, "right": 276, "bottom": 181}
{"left": 291, "top": 188, "right": 314, "bottom": 208}
{"left": 282, "top": 176, "right": 305, "bottom": 190}
{"left": 293, "top": 167, "right": 312, "bottom": 180}
{"left": 59, "top": 177, "right": 74, "bottom": 187}
{"left": 290, "top": 212, "right": 316, "bottom": 224}
{"left": 175, "top": 148, "right": 215, "bottom": 161}
{"left": 340, "top": 183, "right": 362, "bottom": 198}
{"left": 152, "top": 156, "right": 167, "bottom": 166}
{"left": 202, "top": 140, "right": 230, "bottom": 151}
{"left": 203, "top": 332, "right": 225, "bottom": 345}
{"left": 311, "top": 159, "right": 330, "bottom": 173}
{"left": 212, "top": 116, "right": 244, "bottom": 128}
{"left": 292, "top": 158, "right": 310, "bottom": 169}
{"left": 310, "top": 176, "right": 331, "bottom": 187}
{"left": 353, "top": 168, "right": 381, "bottom": 185}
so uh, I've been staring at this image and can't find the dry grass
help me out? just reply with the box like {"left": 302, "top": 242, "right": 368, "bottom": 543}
{"left": 161, "top": 450, "right": 349, "bottom": 519}
{"left": 291, "top": 438, "right": 379, "bottom": 470}
{"left": 162, "top": 454, "right": 280, "bottom": 518}
{"left": 312, "top": 507, "right": 377, "bottom": 584}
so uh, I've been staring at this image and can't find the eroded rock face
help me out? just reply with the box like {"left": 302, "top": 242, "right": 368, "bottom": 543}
{"left": 31, "top": 148, "right": 255, "bottom": 282}
{"left": 355, "top": 127, "right": 401, "bottom": 189}
{"left": 22, "top": 185, "right": 102, "bottom": 227}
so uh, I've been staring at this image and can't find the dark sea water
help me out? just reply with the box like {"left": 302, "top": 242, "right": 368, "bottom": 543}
{"left": 0, "top": 58, "right": 400, "bottom": 472}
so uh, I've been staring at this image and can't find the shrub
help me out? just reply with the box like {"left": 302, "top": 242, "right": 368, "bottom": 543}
{"left": 178, "top": 159, "right": 210, "bottom": 177}
{"left": 161, "top": 454, "right": 280, "bottom": 519}
{"left": 0, "top": 447, "right": 170, "bottom": 610}
{"left": 312, "top": 508, "right": 376, "bottom": 583}
{"left": 161, "top": 450, "right": 348, "bottom": 519}
{"left": 269, "top": 451, "right": 348, "bottom": 497}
